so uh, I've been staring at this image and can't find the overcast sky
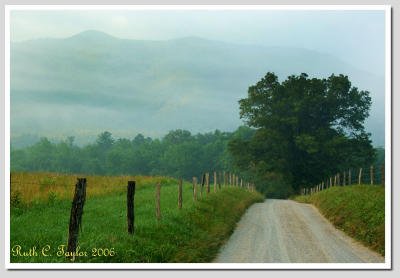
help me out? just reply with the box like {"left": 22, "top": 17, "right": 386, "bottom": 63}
{"left": 10, "top": 9, "right": 386, "bottom": 76}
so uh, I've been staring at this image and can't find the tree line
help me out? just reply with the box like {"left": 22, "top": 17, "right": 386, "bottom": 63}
{"left": 10, "top": 127, "right": 254, "bottom": 182}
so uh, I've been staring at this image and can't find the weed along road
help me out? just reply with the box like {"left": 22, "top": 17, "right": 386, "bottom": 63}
{"left": 215, "top": 199, "right": 384, "bottom": 263}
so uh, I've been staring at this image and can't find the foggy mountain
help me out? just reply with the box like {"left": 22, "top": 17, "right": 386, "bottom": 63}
{"left": 10, "top": 30, "right": 385, "bottom": 147}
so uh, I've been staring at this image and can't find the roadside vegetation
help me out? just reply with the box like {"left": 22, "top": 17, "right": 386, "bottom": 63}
{"left": 294, "top": 184, "right": 385, "bottom": 256}
{"left": 10, "top": 173, "right": 264, "bottom": 263}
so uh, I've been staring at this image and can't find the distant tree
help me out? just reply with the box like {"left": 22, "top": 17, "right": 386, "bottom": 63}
{"left": 229, "top": 72, "right": 375, "bottom": 196}
{"left": 160, "top": 141, "right": 203, "bottom": 179}
{"left": 96, "top": 131, "right": 114, "bottom": 152}
{"left": 163, "top": 129, "right": 192, "bottom": 145}
{"left": 132, "top": 134, "right": 146, "bottom": 146}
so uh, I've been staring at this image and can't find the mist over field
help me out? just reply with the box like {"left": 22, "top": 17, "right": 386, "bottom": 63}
{"left": 10, "top": 30, "right": 385, "bottom": 147}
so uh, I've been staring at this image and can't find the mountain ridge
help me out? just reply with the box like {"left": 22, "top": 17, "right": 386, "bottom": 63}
{"left": 10, "top": 30, "right": 385, "bottom": 147}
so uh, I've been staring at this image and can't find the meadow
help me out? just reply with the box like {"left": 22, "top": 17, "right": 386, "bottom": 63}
{"left": 294, "top": 184, "right": 385, "bottom": 256}
{"left": 10, "top": 172, "right": 264, "bottom": 263}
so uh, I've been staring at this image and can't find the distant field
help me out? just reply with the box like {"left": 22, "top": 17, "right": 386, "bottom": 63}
{"left": 10, "top": 172, "right": 264, "bottom": 263}
{"left": 294, "top": 184, "right": 385, "bottom": 256}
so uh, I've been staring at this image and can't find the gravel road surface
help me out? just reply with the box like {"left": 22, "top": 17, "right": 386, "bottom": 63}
{"left": 215, "top": 199, "right": 384, "bottom": 263}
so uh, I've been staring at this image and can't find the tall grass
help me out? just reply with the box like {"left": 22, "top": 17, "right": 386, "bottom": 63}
{"left": 10, "top": 172, "right": 172, "bottom": 206}
{"left": 10, "top": 172, "right": 264, "bottom": 263}
{"left": 293, "top": 184, "right": 385, "bottom": 256}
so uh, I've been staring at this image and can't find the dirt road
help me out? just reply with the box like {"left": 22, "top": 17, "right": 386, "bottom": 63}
{"left": 215, "top": 199, "right": 384, "bottom": 263}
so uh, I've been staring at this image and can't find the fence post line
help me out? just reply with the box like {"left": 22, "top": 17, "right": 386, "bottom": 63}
{"left": 178, "top": 179, "right": 183, "bottom": 210}
{"left": 349, "top": 169, "right": 351, "bottom": 185}
{"left": 381, "top": 163, "right": 385, "bottom": 188}
{"left": 337, "top": 173, "right": 340, "bottom": 186}
{"left": 359, "top": 168, "right": 362, "bottom": 185}
{"left": 193, "top": 177, "right": 198, "bottom": 201}
{"left": 67, "top": 178, "right": 87, "bottom": 260}
{"left": 334, "top": 175, "right": 337, "bottom": 186}
{"left": 370, "top": 165, "right": 374, "bottom": 185}
{"left": 127, "top": 181, "right": 136, "bottom": 234}
{"left": 155, "top": 182, "right": 162, "bottom": 220}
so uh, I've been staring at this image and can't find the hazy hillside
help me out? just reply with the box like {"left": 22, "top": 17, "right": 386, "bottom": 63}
{"left": 10, "top": 30, "right": 385, "bottom": 147}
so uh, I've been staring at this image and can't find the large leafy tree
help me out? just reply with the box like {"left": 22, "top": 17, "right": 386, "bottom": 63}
{"left": 229, "top": 72, "right": 375, "bottom": 196}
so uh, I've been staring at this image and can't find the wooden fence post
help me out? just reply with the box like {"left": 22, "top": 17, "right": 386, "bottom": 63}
{"left": 348, "top": 169, "right": 351, "bottom": 185}
{"left": 193, "top": 177, "right": 198, "bottom": 201}
{"left": 214, "top": 171, "right": 217, "bottom": 193}
{"left": 218, "top": 172, "right": 222, "bottom": 189}
{"left": 178, "top": 179, "right": 183, "bottom": 210}
{"left": 330, "top": 177, "right": 332, "bottom": 188}
{"left": 223, "top": 171, "right": 226, "bottom": 187}
{"left": 370, "top": 165, "right": 374, "bottom": 185}
{"left": 337, "top": 173, "right": 340, "bottom": 186}
{"left": 67, "top": 178, "right": 87, "bottom": 260}
{"left": 127, "top": 181, "right": 135, "bottom": 234}
{"left": 155, "top": 182, "right": 161, "bottom": 220}
{"left": 206, "top": 173, "right": 210, "bottom": 193}
{"left": 359, "top": 168, "right": 362, "bottom": 185}
{"left": 343, "top": 171, "right": 346, "bottom": 186}
{"left": 201, "top": 174, "right": 205, "bottom": 195}
{"left": 381, "top": 163, "right": 385, "bottom": 188}
{"left": 334, "top": 175, "right": 337, "bottom": 186}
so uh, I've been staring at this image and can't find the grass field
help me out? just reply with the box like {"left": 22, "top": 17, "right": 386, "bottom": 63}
{"left": 293, "top": 184, "right": 385, "bottom": 256}
{"left": 10, "top": 172, "right": 264, "bottom": 263}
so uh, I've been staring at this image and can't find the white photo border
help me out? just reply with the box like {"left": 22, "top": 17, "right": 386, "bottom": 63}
{"left": 4, "top": 4, "right": 392, "bottom": 270}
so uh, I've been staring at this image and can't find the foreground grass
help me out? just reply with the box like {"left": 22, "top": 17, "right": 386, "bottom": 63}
{"left": 11, "top": 175, "right": 264, "bottom": 263}
{"left": 293, "top": 184, "right": 385, "bottom": 256}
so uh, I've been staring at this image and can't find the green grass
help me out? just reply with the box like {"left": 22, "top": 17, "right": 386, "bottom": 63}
{"left": 293, "top": 184, "right": 385, "bottom": 256}
{"left": 10, "top": 178, "right": 264, "bottom": 263}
